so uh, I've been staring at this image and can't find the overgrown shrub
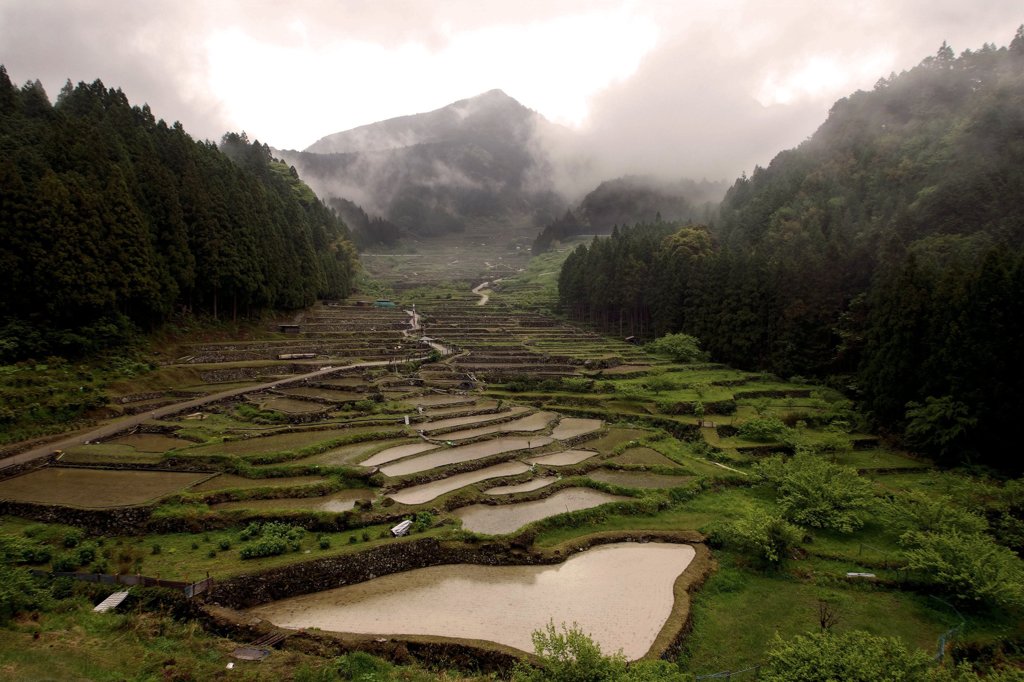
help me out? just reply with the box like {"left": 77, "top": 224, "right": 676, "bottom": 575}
{"left": 737, "top": 416, "right": 790, "bottom": 442}
{"left": 754, "top": 453, "right": 874, "bottom": 533}
{"left": 708, "top": 510, "right": 803, "bottom": 567}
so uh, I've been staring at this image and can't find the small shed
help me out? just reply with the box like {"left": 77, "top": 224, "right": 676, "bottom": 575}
{"left": 391, "top": 520, "right": 413, "bottom": 537}
{"left": 278, "top": 324, "right": 300, "bottom": 334}
{"left": 374, "top": 299, "right": 397, "bottom": 309}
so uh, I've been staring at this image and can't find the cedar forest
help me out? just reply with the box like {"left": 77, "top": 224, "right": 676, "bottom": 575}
{"left": 556, "top": 35, "right": 1024, "bottom": 472}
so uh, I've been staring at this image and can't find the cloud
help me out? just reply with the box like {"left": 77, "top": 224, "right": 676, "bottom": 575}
{"left": 1, "top": 0, "right": 1021, "bottom": 181}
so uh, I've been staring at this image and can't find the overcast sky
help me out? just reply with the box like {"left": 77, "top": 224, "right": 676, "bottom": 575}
{"left": 1, "top": 1, "right": 1020, "bottom": 181}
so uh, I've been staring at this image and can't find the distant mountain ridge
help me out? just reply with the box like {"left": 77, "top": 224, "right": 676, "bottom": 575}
{"left": 278, "top": 90, "right": 568, "bottom": 240}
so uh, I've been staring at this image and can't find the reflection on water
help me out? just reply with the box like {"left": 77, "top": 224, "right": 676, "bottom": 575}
{"left": 388, "top": 461, "right": 530, "bottom": 505}
{"left": 380, "top": 437, "right": 552, "bottom": 477}
{"left": 454, "top": 487, "right": 627, "bottom": 535}
{"left": 249, "top": 542, "right": 695, "bottom": 659}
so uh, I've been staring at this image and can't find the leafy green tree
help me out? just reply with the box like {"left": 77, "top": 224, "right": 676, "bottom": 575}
{"left": 760, "top": 630, "right": 933, "bottom": 682}
{"left": 903, "top": 396, "right": 977, "bottom": 463}
{"left": 511, "top": 621, "right": 692, "bottom": 682}
{"left": 755, "top": 453, "right": 875, "bottom": 533}
{"left": 900, "top": 529, "right": 1024, "bottom": 610}
{"left": 645, "top": 333, "right": 706, "bottom": 363}
{"left": 710, "top": 509, "right": 803, "bottom": 567}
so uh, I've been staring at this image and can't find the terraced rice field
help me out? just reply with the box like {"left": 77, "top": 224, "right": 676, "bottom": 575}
{"left": 485, "top": 477, "right": 558, "bottom": 495}
{"left": 609, "top": 448, "right": 683, "bottom": 468}
{"left": 588, "top": 469, "right": 694, "bottom": 489}
{"left": 0, "top": 468, "right": 212, "bottom": 507}
{"left": 379, "top": 437, "right": 554, "bottom": 477}
{"left": 191, "top": 474, "right": 327, "bottom": 492}
{"left": 453, "top": 488, "right": 629, "bottom": 535}
{"left": 211, "top": 489, "right": 373, "bottom": 512}
{"left": 528, "top": 450, "right": 599, "bottom": 466}
{"left": 388, "top": 461, "right": 531, "bottom": 505}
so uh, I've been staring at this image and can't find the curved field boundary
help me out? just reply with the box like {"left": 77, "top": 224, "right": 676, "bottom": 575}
{"left": 205, "top": 530, "right": 709, "bottom": 670}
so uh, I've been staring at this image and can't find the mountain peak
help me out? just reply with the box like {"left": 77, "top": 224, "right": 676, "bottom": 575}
{"left": 305, "top": 90, "right": 536, "bottom": 155}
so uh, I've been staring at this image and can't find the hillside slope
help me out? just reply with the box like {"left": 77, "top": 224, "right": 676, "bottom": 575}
{"left": 280, "top": 90, "right": 566, "bottom": 238}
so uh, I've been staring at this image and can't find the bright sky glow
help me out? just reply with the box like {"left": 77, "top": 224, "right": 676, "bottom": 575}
{"left": 206, "top": 7, "right": 658, "bottom": 147}
{"left": 0, "top": 0, "right": 1019, "bottom": 176}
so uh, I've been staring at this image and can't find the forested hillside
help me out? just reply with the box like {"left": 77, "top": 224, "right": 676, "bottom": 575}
{"left": 558, "top": 32, "right": 1024, "bottom": 470}
{"left": 532, "top": 175, "right": 724, "bottom": 254}
{"left": 0, "top": 69, "right": 358, "bottom": 362}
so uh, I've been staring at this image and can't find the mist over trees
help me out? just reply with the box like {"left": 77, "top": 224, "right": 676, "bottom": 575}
{"left": 557, "top": 33, "right": 1024, "bottom": 470}
{"left": 532, "top": 175, "right": 725, "bottom": 254}
{"left": 0, "top": 69, "right": 358, "bottom": 361}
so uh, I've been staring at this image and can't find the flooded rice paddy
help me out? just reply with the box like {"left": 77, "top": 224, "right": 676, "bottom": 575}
{"left": 0, "top": 468, "right": 211, "bottom": 507}
{"left": 421, "top": 407, "right": 528, "bottom": 433}
{"left": 440, "top": 411, "right": 555, "bottom": 440}
{"left": 248, "top": 542, "right": 695, "bottom": 659}
{"left": 360, "top": 442, "right": 438, "bottom": 467}
{"left": 380, "top": 437, "right": 553, "bottom": 477}
{"left": 551, "top": 418, "right": 603, "bottom": 440}
{"left": 527, "top": 450, "right": 598, "bottom": 466}
{"left": 484, "top": 477, "right": 558, "bottom": 495}
{"left": 211, "top": 489, "right": 373, "bottom": 512}
{"left": 454, "top": 487, "right": 628, "bottom": 535}
{"left": 388, "top": 461, "right": 531, "bottom": 505}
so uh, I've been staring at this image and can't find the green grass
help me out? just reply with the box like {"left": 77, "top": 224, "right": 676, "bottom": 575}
{"left": 680, "top": 556, "right": 961, "bottom": 674}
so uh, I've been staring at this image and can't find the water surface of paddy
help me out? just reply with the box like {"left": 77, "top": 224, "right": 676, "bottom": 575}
{"left": 528, "top": 449, "right": 597, "bottom": 466}
{"left": 380, "top": 437, "right": 552, "bottom": 477}
{"left": 361, "top": 442, "right": 438, "bottom": 467}
{"left": 422, "top": 407, "right": 528, "bottom": 432}
{"left": 454, "top": 487, "right": 627, "bottom": 535}
{"left": 248, "top": 542, "right": 694, "bottom": 659}
{"left": 485, "top": 477, "right": 558, "bottom": 495}
{"left": 551, "top": 418, "right": 603, "bottom": 440}
{"left": 388, "top": 461, "right": 531, "bottom": 505}
{"left": 441, "top": 411, "right": 555, "bottom": 440}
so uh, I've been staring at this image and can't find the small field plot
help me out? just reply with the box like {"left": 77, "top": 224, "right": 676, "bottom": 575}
{"left": 388, "top": 461, "right": 531, "bottom": 505}
{"left": 0, "top": 468, "right": 210, "bottom": 507}
{"left": 191, "top": 474, "right": 327, "bottom": 492}
{"left": 528, "top": 449, "right": 598, "bottom": 466}
{"left": 293, "top": 442, "right": 386, "bottom": 467}
{"left": 255, "top": 397, "right": 327, "bottom": 415}
{"left": 380, "top": 436, "right": 553, "bottom": 477}
{"left": 421, "top": 407, "right": 529, "bottom": 432}
{"left": 211, "top": 489, "right": 372, "bottom": 513}
{"left": 406, "top": 394, "right": 476, "bottom": 407}
{"left": 360, "top": 441, "right": 438, "bottom": 467}
{"left": 485, "top": 477, "right": 558, "bottom": 495}
{"left": 441, "top": 411, "right": 555, "bottom": 440}
{"left": 454, "top": 487, "right": 628, "bottom": 535}
{"left": 609, "top": 447, "right": 684, "bottom": 468}
{"left": 107, "top": 433, "right": 193, "bottom": 452}
{"left": 551, "top": 418, "right": 603, "bottom": 440}
{"left": 834, "top": 448, "right": 929, "bottom": 470}
{"left": 585, "top": 428, "right": 652, "bottom": 454}
{"left": 588, "top": 469, "right": 693, "bottom": 489}
{"left": 278, "top": 387, "right": 364, "bottom": 403}
{"left": 189, "top": 427, "right": 394, "bottom": 456}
